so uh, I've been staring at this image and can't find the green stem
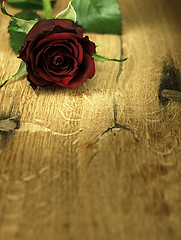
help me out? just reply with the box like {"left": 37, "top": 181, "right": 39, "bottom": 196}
{"left": 0, "top": 79, "right": 9, "bottom": 88}
{"left": 42, "top": 0, "right": 53, "bottom": 19}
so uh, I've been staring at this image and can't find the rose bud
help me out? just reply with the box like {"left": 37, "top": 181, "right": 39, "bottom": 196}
{"left": 19, "top": 19, "right": 96, "bottom": 88}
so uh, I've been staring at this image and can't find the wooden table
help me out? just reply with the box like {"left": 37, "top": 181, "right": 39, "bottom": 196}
{"left": 0, "top": 0, "right": 181, "bottom": 239}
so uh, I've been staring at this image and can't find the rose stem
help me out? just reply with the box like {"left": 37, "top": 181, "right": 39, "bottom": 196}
{"left": 42, "top": 0, "right": 53, "bottom": 19}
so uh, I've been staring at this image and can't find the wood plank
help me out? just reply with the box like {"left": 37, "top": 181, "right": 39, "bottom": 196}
{"left": 0, "top": 0, "right": 181, "bottom": 239}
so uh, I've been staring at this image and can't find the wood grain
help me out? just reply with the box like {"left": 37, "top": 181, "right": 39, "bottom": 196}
{"left": 0, "top": 0, "right": 181, "bottom": 239}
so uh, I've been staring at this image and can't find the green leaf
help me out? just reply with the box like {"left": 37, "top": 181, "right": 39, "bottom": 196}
{"left": 0, "top": 61, "right": 27, "bottom": 88}
{"left": 72, "top": 0, "right": 122, "bottom": 34}
{"left": 56, "top": 1, "right": 76, "bottom": 22}
{"left": 9, "top": 30, "right": 26, "bottom": 53}
{"left": 8, "top": 11, "right": 41, "bottom": 53}
{"left": 11, "top": 10, "right": 41, "bottom": 21}
{"left": 1, "top": 2, "right": 38, "bottom": 34}
{"left": 11, "top": 61, "right": 27, "bottom": 78}
{"left": 93, "top": 53, "right": 127, "bottom": 62}
{"left": 10, "top": 17, "right": 38, "bottom": 35}
{"left": 1, "top": 1, "right": 13, "bottom": 17}
{"left": 7, "top": 0, "right": 56, "bottom": 10}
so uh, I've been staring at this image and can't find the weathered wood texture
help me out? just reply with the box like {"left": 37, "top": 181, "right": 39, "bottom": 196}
{"left": 0, "top": 0, "right": 181, "bottom": 239}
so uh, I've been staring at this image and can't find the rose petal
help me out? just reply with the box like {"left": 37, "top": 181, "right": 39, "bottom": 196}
{"left": 22, "top": 19, "right": 83, "bottom": 42}
{"left": 55, "top": 53, "right": 95, "bottom": 87}
{"left": 33, "top": 33, "right": 82, "bottom": 50}
{"left": 51, "top": 19, "right": 83, "bottom": 36}
{"left": 81, "top": 36, "right": 96, "bottom": 56}
{"left": 34, "top": 34, "right": 84, "bottom": 65}
{"left": 27, "top": 65, "right": 49, "bottom": 86}
{"left": 40, "top": 61, "right": 78, "bottom": 82}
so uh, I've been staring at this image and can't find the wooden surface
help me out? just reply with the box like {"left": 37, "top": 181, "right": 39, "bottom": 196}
{"left": 0, "top": 0, "right": 181, "bottom": 239}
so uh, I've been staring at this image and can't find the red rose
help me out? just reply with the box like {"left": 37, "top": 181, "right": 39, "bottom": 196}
{"left": 19, "top": 19, "right": 96, "bottom": 88}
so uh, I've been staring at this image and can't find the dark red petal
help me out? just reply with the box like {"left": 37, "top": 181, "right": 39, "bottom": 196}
{"left": 37, "top": 67, "right": 54, "bottom": 82}
{"left": 42, "top": 50, "right": 79, "bottom": 76}
{"left": 36, "top": 44, "right": 71, "bottom": 67}
{"left": 27, "top": 65, "right": 48, "bottom": 86}
{"left": 55, "top": 53, "right": 95, "bottom": 87}
{"left": 47, "top": 65, "right": 68, "bottom": 75}
{"left": 18, "top": 41, "right": 28, "bottom": 62}
{"left": 23, "top": 19, "right": 83, "bottom": 42}
{"left": 45, "top": 59, "right": 76, "bottom": 78}
{"left": 39, "top": 40, "right": 80, "bottom": 64}
{"left": 35, "top": 48, "right": 47, "bottom": 67}
{"left": 34, "top": 33, "right": 83, "bottom": 50}
{"left": 81, "top": 36, "right": 96, "bottom": 56}
{"left": 51, "top": 19, "right": 83, "bottom": 36}
{"left": 37, "top": 62, "right": 68, "bottom": 82}
{"left": 44, "top": 41, "right": 74, "bottom": 59}
{"left": 37, "top": 60, "right": 78, "bottom": 83}
{"left": 26, "top": 35, "right": 44, "bottom": 60}
{"left": 33, "top": 33, "right": 84, "bottom": 65}
{"left": 25, "top": 20, "right": 55, "bottom": 41}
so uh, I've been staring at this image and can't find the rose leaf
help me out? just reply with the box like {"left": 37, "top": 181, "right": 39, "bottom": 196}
{"left": 56, "top": 1, "right": 76, "bottom": 22}
{"left": 1, "top": 2, "right": 38, "bottom": 34}
{"left": 93, "top": 53, "right": 127, "bottom": 62}
{"left": 0, "top": 61, "right": 27, "bottom": 88}
{"left": 72, "top": 0, "right": 122, "bottom": 34}
{"left": 9, "top": 17, "right": 38, "bottom": 35}
{"left": 8, "top": 11, "right": 41, "bottom": 53}
{"left": 7, "top": 0, "right": 56, "bottom": 10}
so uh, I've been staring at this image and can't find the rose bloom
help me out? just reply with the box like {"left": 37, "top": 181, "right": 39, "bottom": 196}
{"left": 19, "top": 19, "right": 96, "bottom": 88}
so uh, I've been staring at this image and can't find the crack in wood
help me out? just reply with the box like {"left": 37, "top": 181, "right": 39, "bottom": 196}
{"left": 101, "top": 123, "right": 139, "bottom": 140}
{"left": 113, "top": 36, "right": 123, "bottom": 126}
{"left": 104, "top": 35, "right": 139, "bottom": 142}
{"left": 101, "top": 124, "right": 130, "bottom": 137}
{"left": 116, "top": 37, "right": 124, "bottom": 83}
{"left": 113, "top": 96, "right": 117, "bottom": 125}
{"left": 87, "top": 123, "right": 139, "bottom": 148}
